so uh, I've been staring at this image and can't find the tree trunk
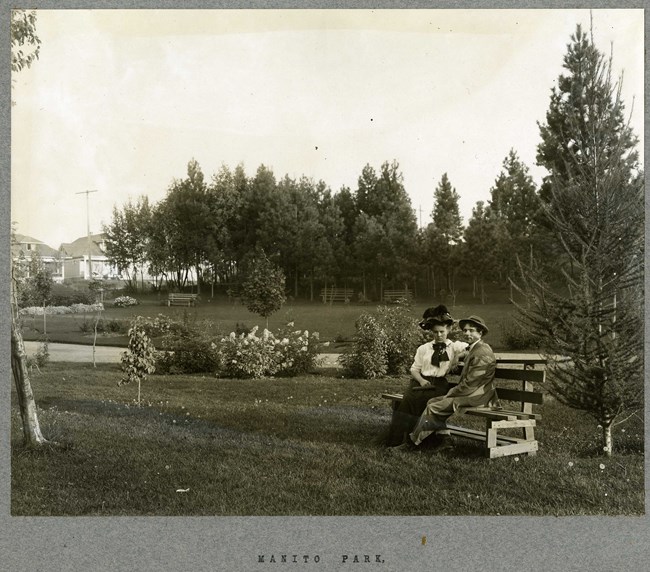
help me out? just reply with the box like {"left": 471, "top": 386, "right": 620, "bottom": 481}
{"left": 602, "top": 424, "right": 613, "bottom": 456}
{"left": 11, "top": 305, "right": 47, "bottom": 447}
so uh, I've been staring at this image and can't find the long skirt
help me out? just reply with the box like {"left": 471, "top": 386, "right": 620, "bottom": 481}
{"left": 384, "top": 376, "right": 448, "bottom": 446}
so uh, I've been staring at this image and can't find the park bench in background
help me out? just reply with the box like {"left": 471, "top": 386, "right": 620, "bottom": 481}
{"left": 381, "top": 358, "right": 545, "bottom": 459}
{"left": 320, "top": 287, "right": 354, "bottom": 303}
{"left": 382, "top": 289, "right": 413, "bottom": 304}
{"left": 167, "top": 293, "right": 198, "bottom": 307}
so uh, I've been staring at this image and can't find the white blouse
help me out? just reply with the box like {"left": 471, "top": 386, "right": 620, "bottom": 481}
{"left": 410, "top": 339, "right": 468, "bottom": 378}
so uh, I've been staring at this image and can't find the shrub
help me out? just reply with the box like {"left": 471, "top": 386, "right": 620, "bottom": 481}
{"left": 500, "top": 318, "right": 541, "bottom": 350}
{"left": 272, "top": 323, "right": 321, "bottom": 377}
{"left": 49, "top": 290, "right": 95, "bottom": 306}
{"left": 216, "top": 326, "right": 277, "bottom": 379}
{"left": 79, "top": 318, "right": 129, "bottom": 335}
{"left": 339, "top": 314, "right": 390, "bottom": 379}
{"left": 113, "top": 296, "right": 139, "bottom": 308}
{"left": 340, "top": 306, "right": 424, "bottom": 379}
{"left": 215, "top": 323, "right": 322, "bottom": 379}
{"left": 157, "top": 333, "right": 220, "bottom": 375}
{"left": 19, "top": 303, "right": 104, "bottom": 316}
{"left": 26, "top": 339, "right": 49, "bottom": 371}
{"left": 137, "top": 314, "right": 188, "bottom": 338}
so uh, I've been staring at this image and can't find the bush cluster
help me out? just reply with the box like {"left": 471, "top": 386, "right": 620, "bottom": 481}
{"left": 78, "top": 318, "right": 129, "bottom": 335}
{"left": 49, "top": 291, "right": 95, "bottom": 307}
{"left": 19, "top": 303, "right": 104, "bottom": 316}
{"left": 157, "top": 332, "right": 219, "bottom": 375}
{"left": 340, "top": 305, "right": 425, "bottom": 379}
{"left": 217, "top": 323, "right": 321, "bottom": 379}
{"left": 113, "top": 296, "right": 139, "bottom": 308}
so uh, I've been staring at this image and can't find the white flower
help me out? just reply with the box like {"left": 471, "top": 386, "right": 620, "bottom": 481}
{"left": 568, "top": 462, "right": 574, "bottom": 467}
{"left": 599, "top": 464, "right": 606, "bottom": 470}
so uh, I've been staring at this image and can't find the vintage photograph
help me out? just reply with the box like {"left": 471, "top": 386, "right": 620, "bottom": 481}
{"left": 7, "top": 5, "right": 645, "bottom": 569}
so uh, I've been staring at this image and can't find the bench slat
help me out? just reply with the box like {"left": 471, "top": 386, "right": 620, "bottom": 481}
{"left": 446, "top": 426, "right": 523, "bottom": 445}
{"left": 489, "top": 419, "right": 537, "bottom": 429}
{"left": 494, "top": 367, "right": 545, "bottom": 383}
{"left": 494, "top": 387, "right": 544, "bottom": 404}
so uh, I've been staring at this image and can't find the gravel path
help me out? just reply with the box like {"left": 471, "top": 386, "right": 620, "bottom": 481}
{"left": 23, "top": 341, "right": 543, "bottom": 368}
{"left": 22, "top": 341, "right": 343, "bottom": 367}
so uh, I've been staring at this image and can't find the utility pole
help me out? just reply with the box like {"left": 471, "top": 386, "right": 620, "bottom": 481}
{"left": 76, "top": 190, "right": 98, "bottom": 280}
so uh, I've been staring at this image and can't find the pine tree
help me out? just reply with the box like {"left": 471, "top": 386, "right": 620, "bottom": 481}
{"left": 425, "top": 173, "right": 464, "bottom": 294}
{"left": 516, "top": 24, "right": 643, "bottom": 455}
{"left": 488, "top": 150, "right": 541, "bottom": 286}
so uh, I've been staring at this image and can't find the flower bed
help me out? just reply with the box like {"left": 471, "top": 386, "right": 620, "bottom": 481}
{"left": 19, "top": 303, "right": 104, "bottom": 316}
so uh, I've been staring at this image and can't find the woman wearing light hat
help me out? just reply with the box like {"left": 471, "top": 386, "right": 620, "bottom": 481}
{"left": 396, "top": 314, "right": 497, "bottom": 453}
{"left": 384, "top": 304, "right": 468, "bottom": 447}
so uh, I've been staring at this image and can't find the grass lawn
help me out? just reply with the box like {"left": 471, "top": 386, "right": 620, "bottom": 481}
{"left": 19, "top": 297, "right": 523, "bottom": 351}
{"left": 12, "top": 363, "right": 644, "bottom": 516}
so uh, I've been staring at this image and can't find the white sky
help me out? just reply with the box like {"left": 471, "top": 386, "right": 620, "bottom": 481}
{"left": 11, "top": 8, "right": 644, "bottom": 248}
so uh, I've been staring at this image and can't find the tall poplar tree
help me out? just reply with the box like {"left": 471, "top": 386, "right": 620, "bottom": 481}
{"left": 517, "top": 24, "right": 643, "bottom": 455}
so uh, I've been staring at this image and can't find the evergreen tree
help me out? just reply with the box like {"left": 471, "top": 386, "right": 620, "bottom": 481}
{"left": 517, "top": 24, "right": 644, "bottom": 455}
{"left": 462, "top": 202, "right": 506, "bottom": 303}
{"left": 488, "top": 150, "right": 541, "bottom": 287}
{"left": 425, "top": 173, "right": 463, "bottom": 294}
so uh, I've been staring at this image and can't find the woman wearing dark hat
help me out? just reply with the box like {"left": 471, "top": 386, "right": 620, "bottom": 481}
{"left": 384, "top": 305, "right": 468, "bottom": 447}
{"left": 396, "top": 314, "right": 497, "bottom": 453}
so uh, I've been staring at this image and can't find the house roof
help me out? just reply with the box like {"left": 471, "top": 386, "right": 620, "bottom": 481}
{"left": 59, "top": 233, "right": 108, "bottom": 258}
{"left": 11, "top": 233, "right": 59, "bottom": 259}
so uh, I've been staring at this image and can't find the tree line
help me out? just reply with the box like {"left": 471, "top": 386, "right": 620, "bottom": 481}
{"left": 103, "top": 149, "right": 549, "bottom": 302}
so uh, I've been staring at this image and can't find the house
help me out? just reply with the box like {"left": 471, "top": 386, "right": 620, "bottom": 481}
{"left": 59, "top": 233, "right": 120, "bottom": 281}
{"left": 11, "top": 233, "right": 63, "bottom": 281}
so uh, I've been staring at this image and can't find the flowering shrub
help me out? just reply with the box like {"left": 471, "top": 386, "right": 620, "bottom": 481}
{"left": 19, "top": 303, "right": 104, "bottom": 316}
{"left": 271, "top": 322, "right": 321, "bottom": 377}
{"left": 215, "top": 323, "right": 321, "bottom": 379}
{"left": 137, "top": 314, "right": 188, "bottom": 338}
{"left": 113, "top": 295, "right": 139, "bottom": 308}
{"left": 217, "top": 326, "right": 277, "bottom": 379}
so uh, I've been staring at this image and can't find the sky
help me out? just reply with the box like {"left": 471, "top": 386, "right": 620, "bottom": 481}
{"left": 11, "top": 8, "right": 644, "bottom": 249}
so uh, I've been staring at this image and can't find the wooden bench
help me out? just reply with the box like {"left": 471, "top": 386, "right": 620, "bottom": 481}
{"left": 382, "top": 289, "right": 413, "bottom": 303}
{"left": 320, "top": 287, "right": 354, "bottom": 303}
{"left": 381, "top": 358, "right": 545, "bottom": 459}
{"left": 167, "top": 293, "right": 198, "bottom": 307}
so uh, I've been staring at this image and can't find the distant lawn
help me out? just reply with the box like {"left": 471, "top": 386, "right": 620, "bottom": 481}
{"left": 19, "top": 297, "right": 523, "bottom": 351}
{"left": 12, "top": 363, "right": 644, "bottom": 516}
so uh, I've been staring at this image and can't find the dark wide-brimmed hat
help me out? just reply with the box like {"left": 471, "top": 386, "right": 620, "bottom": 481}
{"left": 419, "top": 304, "right": 454, "bottom": 329}
{"left": 458, "top": 315, "right": 489, "bottom": 335}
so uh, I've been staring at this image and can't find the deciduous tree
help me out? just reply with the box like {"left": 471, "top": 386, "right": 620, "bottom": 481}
{"left": 11, "top": 10, "right": 47, "bottom": 446}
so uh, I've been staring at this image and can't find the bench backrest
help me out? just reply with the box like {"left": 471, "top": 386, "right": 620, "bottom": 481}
{"left": 448, "top": 364, "right": 544, "bottom": 406}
